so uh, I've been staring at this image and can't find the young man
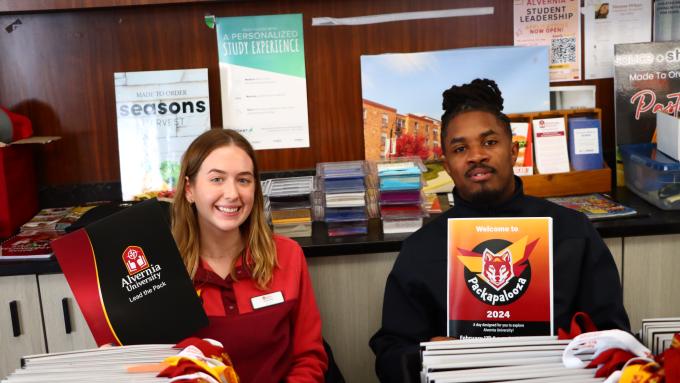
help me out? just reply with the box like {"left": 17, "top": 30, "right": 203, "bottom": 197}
{"left": 369, "top": 79, "right": 629, "bottom": 383}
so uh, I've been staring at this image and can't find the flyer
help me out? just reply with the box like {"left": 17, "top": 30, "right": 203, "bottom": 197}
{"left": 114, "top": 68, "right": 210, "bottom": 201}
{"left": 532, "top": 117, "right": 570, "bottom": 174}
{"left": 513, "top": 0, "right": 581, "bottom": 82}
{"left": 215, "top": 14, "right": 310, "bottom": 150}
{"left": 447, "top": 217, "right": 553, "bottom": 338}
{"left": 583, "top": 0, "right": 652, "bottom": 80}
{"left": 654, "top": 0, "right": 680, "bottom": 41}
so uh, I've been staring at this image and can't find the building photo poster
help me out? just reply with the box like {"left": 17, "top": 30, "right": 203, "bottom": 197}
{"left": 447, "top": 217, "right": 554, "bottom": 338}
{"left": 114, "top": 68, "right": 210, "bottom": 201}
{"left": 360, "top": 46, "right": 550, "bottom": 161}
{"left": 215, "top": 13, "right": 310, "bottom": 150}
{"left": 513, "top": 0, "right": 581, "bottom": 82}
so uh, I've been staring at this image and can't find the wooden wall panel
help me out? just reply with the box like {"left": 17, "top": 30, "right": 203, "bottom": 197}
{"left": 0, "top": 0, "right": 615, "bottom": 188}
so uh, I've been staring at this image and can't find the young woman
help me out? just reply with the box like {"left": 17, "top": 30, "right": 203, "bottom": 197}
{"left": 171, "top": 128, "right": 327, "bottom": 382}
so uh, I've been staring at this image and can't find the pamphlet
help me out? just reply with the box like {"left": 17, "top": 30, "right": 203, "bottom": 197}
{"left": 532, "top": 117, "right": 570, "bottom": 174}
{"left": 447, "top": 217, "right": 553, "bottom": 338}
{"left": 568, "top": 117, "right": 604, "bottom": 171}
{"left": 510, "top": 122, "right": 534, "bottom": 176}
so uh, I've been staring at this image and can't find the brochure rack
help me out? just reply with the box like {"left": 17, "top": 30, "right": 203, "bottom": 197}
{"left": 507, "top": 108, "right": 611, "bottom": 197}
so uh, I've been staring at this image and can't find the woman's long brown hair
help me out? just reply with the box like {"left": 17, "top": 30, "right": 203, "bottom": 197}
{"left": 171, "top": 128, "right": 277, "bottom": 289}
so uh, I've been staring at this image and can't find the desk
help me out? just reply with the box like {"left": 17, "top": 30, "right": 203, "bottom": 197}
{"left": 2, "top": 188, "right": 680, "bottom": 382}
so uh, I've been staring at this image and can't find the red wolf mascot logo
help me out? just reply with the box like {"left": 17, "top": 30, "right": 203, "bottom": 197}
{"left": 482, "top": 248, "right": 514, "bottom": 290}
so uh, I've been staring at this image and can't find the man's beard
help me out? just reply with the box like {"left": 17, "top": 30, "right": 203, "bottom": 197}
{"left": 467, "top": 186, "right": 505, "bottom": 205}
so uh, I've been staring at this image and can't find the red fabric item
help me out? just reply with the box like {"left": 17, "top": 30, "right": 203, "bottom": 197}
{"left": 192, "top": 235, "right": 327, "bottom": 383}
{"left": 158, "top": 360, "right": 206, "bottom": 378}
{"left": 0, "top": 107, "right": 32, "bottom": 141}
{"left": 586, "top": 348, "right": 637, "bottom": 378}
{"left": 662, "top": 333, "right": 680, "bottom": 383}
{"left": 174, "top": 337, "right": 225, "bottom": 360}
{"left": 558, "top": 311, "right": 598, "bottom": 339}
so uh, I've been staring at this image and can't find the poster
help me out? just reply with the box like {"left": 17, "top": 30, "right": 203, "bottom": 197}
{"left": 654, "top": 0, "right": 680, "bottom": 41}
{"left": 447, "top": 217, "right": 553, "bottom": 338}
{"left": 513, "top": 0, "right": 581, "bottom": 82}
{"left": 114, "top": 68, "right": 210, "bottom": 201}
{"left": 614, "top": 41, "right": 680, "bottom": 147}
{"left": 583, "top": 0, "right": 652, "bottom": 79}
{"left": 360, "top": 46, "right": 550, "bottom": 161}
{"left": 215, "top": 14, "right": 309, "bottom": 150}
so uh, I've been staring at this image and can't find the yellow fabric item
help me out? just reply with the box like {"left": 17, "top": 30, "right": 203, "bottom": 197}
{"left": 619, "top": 362, "right": 662, "bottom": 383}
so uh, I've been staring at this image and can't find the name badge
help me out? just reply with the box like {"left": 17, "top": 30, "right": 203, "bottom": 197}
{"left": 251, "top": 291, "right": 284, "bottom": 310}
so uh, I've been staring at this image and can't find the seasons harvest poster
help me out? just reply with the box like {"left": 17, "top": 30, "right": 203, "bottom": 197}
{"left": 448, "top": 217, "right": 553, "bottom": 338}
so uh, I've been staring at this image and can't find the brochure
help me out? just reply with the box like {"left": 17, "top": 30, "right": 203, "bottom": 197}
{"left": 447, "top": 217, "right": 553, "bottom": 338}
{"left": 51, "top": 199, "right": 208, "bottom": 346}
{"left": 510, "top": 122, "right": 534, "bottom": 176}
{"left": 532, "top": 117, "right": 570, "bottom": 174}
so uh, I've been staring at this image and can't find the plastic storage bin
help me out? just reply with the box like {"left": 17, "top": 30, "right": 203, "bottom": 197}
{"left": 620, "top": 143, "right": 680, "bottom": 210}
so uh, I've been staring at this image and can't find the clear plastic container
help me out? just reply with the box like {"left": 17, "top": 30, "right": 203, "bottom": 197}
{"left": 620, "top": 143, "right": 680, "bottom": 210}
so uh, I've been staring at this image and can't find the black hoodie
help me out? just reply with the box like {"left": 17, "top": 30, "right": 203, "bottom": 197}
{"left": 369, "top": 177, "right": 630, "bottom": 383}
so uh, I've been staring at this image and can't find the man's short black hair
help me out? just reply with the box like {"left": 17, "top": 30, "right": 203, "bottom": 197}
{"left": 440, "top": 78, "right": 512, "bottom": 147}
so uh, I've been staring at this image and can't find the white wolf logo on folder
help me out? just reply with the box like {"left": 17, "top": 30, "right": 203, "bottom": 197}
{"left": 482, "top": 248, "right": 514, "bottom": 290}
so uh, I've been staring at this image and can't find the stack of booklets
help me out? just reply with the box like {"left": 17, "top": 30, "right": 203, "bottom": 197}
{"left": 268, "top": 176, "right": 314, "bottom": 237}
{"left": 640, "top": 317, "right": 680, "bottom": 355}
{"left": 420, "top": 336, "right": 601, "bottom": 383}
{"left": 316, "top": 161, "right": 369, "bottom": 236}
{"left": 547, "top": 193, "right": 637, "bottom": 221}
{"left": 1, "top": 206, "right": 89, "bottom": 262}
{"left": 374, "top": 158, "right": 428, "bottom": 234}
{"left": 2, "top": 344, "right": 178, "bottom": 382}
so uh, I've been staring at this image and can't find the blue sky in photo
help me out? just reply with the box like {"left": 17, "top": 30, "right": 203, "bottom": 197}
{"left": 360, "top": 45, "right": 550, "bottom": 120}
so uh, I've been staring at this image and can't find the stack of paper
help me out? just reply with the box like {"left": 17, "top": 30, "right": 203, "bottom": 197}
{"left": 268, "top": 176, "right": 314, "bottom": 237}
{"left": 420, "top": 336, "right": 601, "bottom": 383}
{"left": 317, "top": 161, "right": 368, "bottom": 236}
{"left": 640, "top": 317, "right": 680, "bottom": 355}
{"left": 374, "top": 158, "right": 428, "bottom": 234}
{"left": 422, "top": 161, "right": 454, "bottom": 194}
{"left": 2, "top": 207, "right": 74, "bottom": 261}
{"left": 0, "top": 203, "right": 105, "bottom": 262}
{"left": 2, "top": 344, "right": 178, "bottom": 382}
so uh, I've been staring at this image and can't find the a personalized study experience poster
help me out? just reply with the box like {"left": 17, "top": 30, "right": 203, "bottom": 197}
{"left": 448, "top": 217, "right": 553, "bottom": 338}
{"left": 215, "top": 14, "right": 310, "bottom": 150}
